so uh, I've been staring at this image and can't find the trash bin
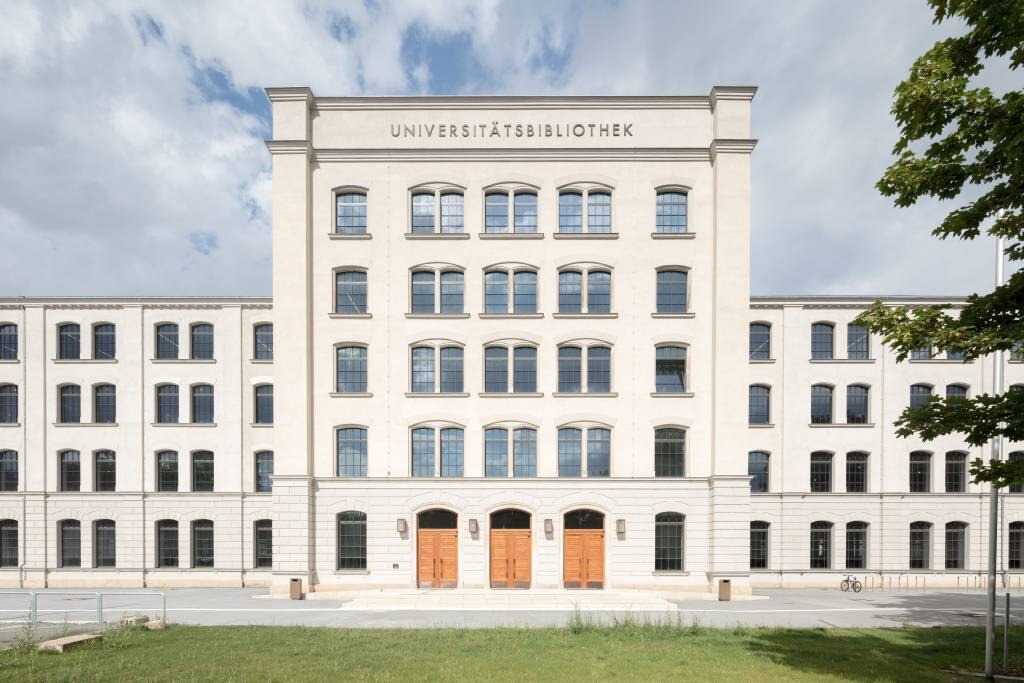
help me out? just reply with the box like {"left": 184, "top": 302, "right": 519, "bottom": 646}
{"left": 718, "top": 579, "right": 731, "bottom": 602}
{"left": 289, "top": 577, "right": 303, "bottom": 600}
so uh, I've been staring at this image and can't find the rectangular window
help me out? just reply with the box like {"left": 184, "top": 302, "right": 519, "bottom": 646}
{"left": 558, "top": 272, "right": 582, "bottom": 313}
{"left": 656, "top": 191, "right": 687, "bottom": 233}
{"left": 846, "top": 453, "right": 868, "bottom": 493}
{"left": 558, "top": 347, "right": 582, "bottom": 393}
{"left": 94, "top": 521, "right": 116, "bottom": 568}
{"left": 439, "top": 192, "right": 463, "bottom": 233}
{"left": 484, "top": 272, "right": 509, "bottom": 313}
{"left": 748, "top": 385, "right": 770, "bottom": 425}
{"left": 440, "top": 428, "right": 464, "bottom": 477}
{"left": 60, "top": 521, "right": 81, "bottom": 568}
{"left": 337, "top": 428, "right": 368, "bottom": 477}
{"left": 94, "top": 451, "right": 116, "bottom": 492}
{"left": 439, "top": 272, "right": 464, "bottom": 313}
{"left": 513, "top": 347, "right": 537, "bottom": 393}
{"left": 335, "top": 271, "right": 368, "bottom": 314}
{"left": 909, "top": 524, "right": 930, "bottom": 569}
{"left": 558, "top": 428, "right": 582, "bottom": 477}
{"left": 654, "top": 514, "right": 684, "bottom": 571}
{"left": 1011, "top": 524, "right": 1024, "bottom": 569}
{"left": 811, "top": 386, "right": 833, "bottom": 424}
{"left": 656, "top": 271, "right": 687, "bottom": 313}
{"left": 587, "top": 192, "right": 611, "bottom": 232}
{"left": 0, "top": 385, "right": 16, "bottom": 424}
{"left": 255, "top": 385, "right": 274, "bottom": 424}
{"left": 336, "top": 192, "right": 367, "bottom": 235}
{"left": 254, "top": 521, "right": 273, "bottom": 568}
{"left": 336, "top": 347, "right": 368, "bottom": 393}
{"left": 846, "top": 524, "right": 867, "bottom": 569}
{"left": 192, "top": 521, "right": 214, "bottom": 568}
{"left": 587, "top": 271, "right": 611, "bottom": 313}
{"left": 156, "top": 324, "right": 178, "bottom": 359}
{"left": 846, "top": 385, "right": 869, "bottom": 424}
{"left": 655, "top": 429, "right": 686, "bottom": 478}
{"left": 59, "top": 324, "right": 81, "bottom": 360}
{"left": 512, "top": 271, "right": 537, "bottom": 313}
{"left": 60, "top": 385, "right": 81, "bottom": 423}
{"left": 255, "top": 451, "right": 273, "bottom": 493}
{"left": 157, "top": 451, "right": 178, "bottom": 492}
{"left": 513, "top": 428, "right": 537, "bottom": 478}
{"left": 157, "top": 522, "right": 178, "bottom": 568}
{"left": 945, "top": 524, "right": 966, "bottom": 569}
{"left": 157, "top": 385, "right": 178, "bottom": 423}
{"left": 0, "top": 324, "right": 16, "bottom": 361}
{"left": 0, "top": 521, "right": 17, "bottom": 567}
{"left": 440, "top": 348, "right": 463, "bottom": 393}
{"left": 0, "top": 451, "right": 16, "bottom": 492}
{"left": 655, "top": 346, "right": 686, "bottom": 393}
{"left": 411, "top": 347, "right": 435, "bottom": 393}
{"left": 586, "top": 428, "right": 611, "bottom": 477}
{"left": 587, "top": 347, "right": 611, "bottom": 393}
{"left": 513, "top": 193, "right": 537, "bottom": 233}
{"left": 810, "top": 525, "right": 832, "bottom": 569}
{"left": 411, "top": 271, "right": 435, "bottom": 313}
{"left": 191, "top": 385, "right": 214, "bottom": 424}
{"left": 412, "top": 428, "right": 435, "bottom": 477}
{"left": 484, "top": 192, "right": 508, "bottom": 233}
{"left": 484, "top": 347, "right": 508, "bottom": 393}
{"left": 484, "top": 428, "right": 508, "bottom": 477}
{"left": 192, "top": 452, "right": 214, "bottom": 492}
{"left": 411, "top": 193, "right": 435, "bottom": 233}
{"left": 847, "top": 324, "right": 869, "bottom": 359}
{"left": 93, "top": 324, "right": 116, "bottom": 360}
{"left": 810, "top": 453, "right": 832, "bottom": 493}
{"left": 558, "top": 192, "right": 582, "bottom": 233}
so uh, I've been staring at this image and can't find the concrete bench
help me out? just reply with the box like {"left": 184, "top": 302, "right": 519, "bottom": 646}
{"left": 37, "top": 633, "right": 102, "bottom": 653}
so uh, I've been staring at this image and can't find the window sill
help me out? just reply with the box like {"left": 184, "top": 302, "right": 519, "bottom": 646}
{"left": 0, "top": 423, "right": 21, "bottom": 428}
{"left": 53, "top": 422, "right": 118, "bottom": 428}
{"left": 405, "top": 392, "right": 470, "bottom": 398}
{"left": 250, "top": 423, "right": 274, "bottom": 428}
{"left": 53, "top": 358, "right": 118, "bottom": 364}
{"left": 651, "top": 232, "right": 695, "bottom": 240}
{"left": 405, "top": 313, "right": 471, "bottom": 319}
{"left": 478, "top": 232, "right": 543, "bottom": 240}
{"left": 650, "top": 392, "right": 694, "bottom": 398}
{"left": 553, "top": 232, "right": 618, "bottom": 240}
{"left": 552, "top": 313, "right": 618, "bottom": 319}
{"left": 748, "top": 423, "right": 775, "bottom": 429}
{"left": 328, "top": 233, "right": 372, "bottom": 240}
{"left": 552, "top": 392, "right": 617, "bottom": 398}
{"left": 652, "top": 570, "right": 690, "bottom": 576}
{"left": 249, "top": 359, "right": 273, "bottom": 364}
{"left": 651, "top": 313, "right": 694, "bottom": 319}
{"left": 749, "top": 359, "right": 776, "bottom": 364}
{"left": 808, "top": 423, "right": 876, "bottom": 428}
{"left": 0, "top": 359, "right": 19, "bottom": 364}
{"left": 150, "top": 358, "right": 216, "bottom": 364}
{"left": 329, "top": 392, "right": 373, "bottom": 398}
{"left": 908, "top": 358, "right": 971, "bottom": 364}
{"left": 808, "top": 358, "right": 875, "bottom": 364}
{"left": 478, "top": 313, "right": 543, "bottom": 319}
{"left": 328, "top": 313, "right": 372, "bottom": 319}
{"left": 404, "top": 233, "right": 470, "bottom": 240}
{"left": 480, "top": 392, "right": 545, "bottom": 398}
{"left": 334, "top": 569, "right": 371, "bottom": 575}
{"left": 150, "top": 422, "right": 218, "bottom": 428}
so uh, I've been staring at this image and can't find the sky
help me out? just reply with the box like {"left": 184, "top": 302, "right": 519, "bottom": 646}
{"left": 0, "top": 0, "right": 1009, "bottom": 297}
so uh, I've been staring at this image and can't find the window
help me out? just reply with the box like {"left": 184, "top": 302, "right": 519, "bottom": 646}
{"left": 485, "top": 192, "right": 509, "bottom": 233}
{"left": 655, "top": 512, "right": 684, "bottom": 571}
{"left": 909, "top": 522, "right": 931, "bottom": 569}
{"left": 440, "top": 271, "right": 464, "bottom": 313}
{"left": 749, "top": 323, "right": 771, "bottom": 360}
{"left": 254, "top": 385, "right": 273, "bottom": 424}
{"left": 93, "top": 384, "right": 116, "bottom": 424}
{"left": 588, "top": 192, "right": 611, "bottom": 232}
{"left": 58, "top": 323, "right": 80, "bottom": 360}
{"left": 945, "top": 452, "right": 967, "bottom": 493}
{"left": 440, "top": 428, "right": 464, "bottom": 477}
{"left": 156, "top": 520, "right": 178, "bottom": 567}
{"left": 484, "top": 347, "right": 509, "bottom": 392}
{"left": 654, "top": 428, "right": 686, "bottom": 477}
{"left": 0, "top": 324, "right": 16, "bottom": 360}
{"left": 411, "top": 427, "right": 463, "bottom": 478}
{"left": 191, "top": 384, "right": 214, "bottom": 423}
{"left": 190, "top": 324, "right": 213, "bottom": 360}
{"left": 750, "top": 522, "right": 769, "bottom": 569}
{"left": 749, "top": 451, "right": 770, "bottom": 492}
{"left": 846, "top": 452, "right": 868, "bottom": 493}
{"left": 94, "top": 450, "right": 116, "bottom": 492}
{"left": 656, "top": 191, "right": 688, "bottom": 233}
{"left": 846, "top": 384, "right": 869, "bottom": 424}
{"left": 655, "top": 346, "right": 687, "bottom": 393}
{"left": 558, "top": 428, "right": 582, "bottom": 477}
{"left": 1013, "top": 342, "right": 1024, "bottom": 361}
{"left": 440, "top": 192, "right": 464, "bottom": 233}
{"left": 515, "top": 192, "right": 538, "bottom": 233}
{"left": 512, "top": 271, "right": 537, "bottom": 313}
{"left": 587, "top": 271, "right": 611, "bottom": 313}
{"left": 749, "top": 385, "right": 770, "bottom": 425}
{"left": 336, "top": 192, "right": 367, "bottom": 234}
{"left": 846, "top": 522, "right": 867, "bottom": 569}
{"left": 810, "top": 451, "right": 833, "bottom": 493}
{"left": 59, "top": 384, "right": 81, "bottom": 423}
{"left": 335, "top": 271, "right": 368, "bottom": 314}
{"left": 558, "top": 191, "right": 583, "bottom": 232}
{"left": 336, "top": 347, "right": 367, "bottom": 393}
{"left": 337, "top": 511, "right": 367, "bottom": 570}
{"left": 945, "top": 522, "right": 967, "bottom": 569}
{"left": 192, "top": 451, "right": 214, "bottom": 492}
{"left": 485, "top": 271, "right": 509, "bottom": 313}
{"left": 910, "top": 451, "right": 932, "bottom": 492}
{"left": 93, "top": 520, "right": 116, "bottom": 568}
{"left": 910, "top": 344, "right": 933, "bottom": 360}
{"left": 255, "top": 451, "right": 273, "bottom": 492}
{"left": 513, "top": 347, "right": 537, "bottom": 393}
{"left": 811, "top": 323, "right": 834, "bottom": 360}
{"left": 411, "top": 192, "right": 435, "bottom": 233}
{"left": 1011, "top": 522, "right": 1024, "bottom": 569}
{"left": 810, "top": 384, "right": 833, "bottom": 424}
{"left": 587, "top": 428, "right": 611, "bottom": 477}
{"left": 559, "top": 268, "right": 612, "bottom": 314}
{"left": 155, "top": 323, "right": 179, "bottom": 359}
{"left": 410, "top": 346, "right": 435, "bottom": 393}
{"left": 254, "top": 323, "right": 273, "bottom": 360}
{"left": 946, "top": 383, "right": 969, "bottom": 401}
{"left": 411, "top": 271, "right": 435, "bottom": 313}
{"left": 59, "top": 520, "right": 81, "bottom": 567}
{"left": 485, "top": 428, "right": 509, "bottom": 477}
{"left": 557, "top": 342, "right": 611, "bottom": 394}
{"left": 947, "top": 348, "right": 966, "bottom": 361}
{"left": 558, "top": 271, "right": 582, "bottom": 312}
{"left": 810, "top": 521, "right": 833, "bottom": 569}
{"left": 412, "top": 427, "right": 435, "bottom": 477}
{"left": 558, "top": 346, "right": 582, "bottom": 393}
{"left": 0, "top": 520, "right": 16, "bottom": 567}
{"left": 656, "top": 270, "right": 688, "bottom": 313}
{"left": 513, "top": 428, "right": 537, "bottom": 477}
{"left": 557, "top": 427, "right": 610, "bottom": 477}
{"left": 910, "top": 383, "right": 933, "bottom": 409}
{"left": 481, "top": 343, "right": 538, "bottom": 394}
{"left": 93, "top": 323, "right": 115, "bottom": 360}
{"left": 1010, "top": 452, "right": 1024, "bottom": 494}
{"left": 587, "top": 346, "right": 611, "bottom": 393}
{"left": 337, "top": 427, "right": 368, "bottom": 477}
{"left": 844, "top": 324, "right": 868, "bottom": 360}
{"left": 60, "top": 450, "right": 80, "bottom": 491}
{"left": 0, "top": 384, "right": 15, "bottom": 424}
{"left": 191, "top": 520, "right": 214, "bottom": 568}
{"left": 0, "top": 451, "right": 16, "bottom": 491}
{"left": 157, "top": 451, "right": 178, "bottom": 492}
{"left": 254, "top": 520, "right": 273, "bottom": 568}
{"left": 156, "top": 384, "right": 178, "bottom": 423}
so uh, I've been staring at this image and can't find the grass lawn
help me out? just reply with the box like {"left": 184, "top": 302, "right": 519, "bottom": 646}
{"left": 2, "top": 618, "right": 1024, "bottom": 682}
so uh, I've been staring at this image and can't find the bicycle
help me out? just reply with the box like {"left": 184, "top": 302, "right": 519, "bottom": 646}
{"left": 840, "top": 575, "right": 863, "bottom": 592}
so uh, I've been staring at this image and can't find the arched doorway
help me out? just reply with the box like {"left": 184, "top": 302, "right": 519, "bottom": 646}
{"left": 490, "top": 509, "right": 531, "bottom": 589}
{"left": 563, "top": 509, "right": 604, "bottom": 589}
{"left": 417, "top": 509, "right": 457, "bottom": 588}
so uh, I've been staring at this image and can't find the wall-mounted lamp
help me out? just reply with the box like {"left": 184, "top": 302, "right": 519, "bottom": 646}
{"left": 468, "top": 518, "right": 479, "bottom": 534}
{"left": 544, "top": 518, "right": 554, "bottom": 534}
{"left": 397, "top": 518, "right": 408, "bottom": 534}
{"left": 616, "top": 519, "right": 626, "bottom": 535}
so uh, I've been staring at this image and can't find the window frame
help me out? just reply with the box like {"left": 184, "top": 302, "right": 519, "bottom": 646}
{"left": 336, "top": 511, "right": 368, "bottom": 570}
{"left": 654, "top": 512, "right": 685, "bottom": 572}
{"left": 655, "top": 268, "right": 689, "bottom": 314}
{"left": 92, "top": 323, "right": 116, "bottom": 360}
{"left": 655, "top": 189, "right": 689, "bottom": 234}
{"left": 334, "top": 188, "right": 368, "bottom": 235}
{"left": 336, "top": 426, "right": 369, "bottom": 477}
{"left": 333, "top": 268, "right": 369, "bottom": 315}
{"left": 556, "top": 424, "right": 612, "bottom": 478}
{"left": 557, "top": 185, "right": 614, "bottom": 234}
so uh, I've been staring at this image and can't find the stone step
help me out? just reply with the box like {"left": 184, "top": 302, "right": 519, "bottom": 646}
{"left": 38, "top": 633, "right": 103, "bottom": 653}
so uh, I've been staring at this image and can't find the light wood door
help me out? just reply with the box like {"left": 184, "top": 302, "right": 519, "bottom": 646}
{"left": 417, "top": 529, "right": 458, "bottom": 588}
{"left": 490, "top": 530, "right": 531, "bottom": 588}
{"left": 563, "top": 530, "right": 604, "bottom": 589}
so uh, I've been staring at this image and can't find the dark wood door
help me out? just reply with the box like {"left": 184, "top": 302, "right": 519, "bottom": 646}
{"left": 490, "top": 530, "right": 531, "bottom": 588}
{"left": 417, "top": 529, "right": 458, "bottom": 588}
{"left": 564, "top": 530, "right": 604, "bottom": 589}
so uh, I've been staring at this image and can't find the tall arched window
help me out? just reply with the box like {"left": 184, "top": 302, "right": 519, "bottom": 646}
{"left": 810, "top": 384, "right": 833, "bottom": 424}
{"left": 0, "top": 451, "right": 16, "bottom": 491}
{"left": 588, "top": 191, "right": 611, "bottom": 232}
{"left": 810, "top": 451, "right": 833, "bottom": 492}
{"left": 654, "top": 512, "right": 684, "bottom": 571}
{"left": 337, "top": 511, "right": 367, "bottom": 570}
{"left": 59, "top": 519, "right": 81, "bottom": 567}
{"left": 59, "top": 384, "right": 81, "bottom": 423}
{"left": 191, "top": 451, "right": 214, "bottom": 492}
{"left": 59, "top": 450, "right": 80, "bottom": 492}
{"left": 484, "top": 192, "right": 509, "bottom": 233}
{"left": 0, "top": 324, "right": 16, "bottom": 360}
{"left": 945, "top": 451, "right": 968, "bottom": 493}
{"left": 93, "top": 323, "right": 115, "bottom": 360}
{"left": 411, "top": 271, "right": 435, "bottom": 313}
{"left": 485, "top": 271, "right": 509, "bottom": 313}
{"left": 94, "top": 384, "right": 116, "bottom": 423}
{"left": 655, "top": 191, "right": 687, "bottom": 233}
{"left": 336, "top": 347, "right": 368, "bottom": 393}
{"left": 909, "top": 521, "right": 932, "bottom": 569}
{"left": 946, "top": 383, "right": 969, "bottom": 401}
{"left": 655, "top": 345, "right": 687, "bottom": 394}
{"left": 846, "top": 522, "right": 868, "bottom": 569}
{"left": 558, "top": 271, "right": 582, "bottom": 312}
{"left": 811, "top": 323, "right": 834, "bottom": 360}
{"left": 157, "top": 450, "right": 178, "bottom": 492}
{"left": 654, "top": 427, "right": 686, "bottom": 477}
{"left": 910, "top": 383, "right": 934, "bottom": 409}
{"left": 191, "top": 520, "right": 214, "bottom": 568}
{"left": 749, "top": 384, "right": 770, "bottom": 425}
{"left": 748, "top": 451, "right": 769, "bottom": 492}
{"left": 440, "top": 191, "right": 464, "bottom": 233}
{"left": 156, "top": 384, "right": 178, "bottom": 423}
{"left": 750, "top": 521, "right": 769, "bottom": 569}
{"left": 336, "top": 191, "right": 367, "bottom": 235}
{"left": 846, "top": 384, "right": 869, "bottom": 424}
{"left": 1011, "top": 522, "right": 1024, "bottom": 569}
{"left": 910, "top": 451, "right": 932, "bottom": 492}
{"left": 656, "top": 270, "right": 688, "bottom": 313}
{"left": 254, "top": 520, "right": 273, "bottom": 568}
{"left": 58, "top": 323, "right": 81, "bottom": 360}
{"left": 155, "top": 323, "right": 179, "bottom": 359}
{"left": 337, "top": 427, "right": 368, "bottom": 477}
{"left": 558, "top": 191, "right": 583, "bottom": 232}
{"left": 847, "top": 323, "right": 869, "bottom": 359}
{"left": 190, "top": 323, "right": 214, "bottom": 360}
{"left": 485, "top": 427, "right": 509, "bottom": 477}
{"left": 254, "top": 451, "right": 273, "bottom": 492}
{"left": 190, "top": 384, "right": 214, "bottom": 424}
{"left": 335, "top": 271, "right": 368, "bottom": 314}
{"left": 513, "top": 191, "right": 538, "bottom": 233}
{"left": 810, "top": 521, "right": 833, "bottom": 569}
{"left": 0, "top": 520, "right": 17, "bottom": 567}
{"left": 93, "top": 519, "right": 116, "bottom": 568}
{"left": 94, "top": 450, "right": 116, "bottom": 492}
{"left": 749, "top": 323, "right": 771, "bottom": 360}
{"left": 945, "top": 522, "right": 967, "bottom": 569}
{"left": 1010, "top": 452, "right": 1024, "bottom": 494}
{"left": 156, "top": 520, "right": 178, "bottom": 567}
{"left": 0, "top": 384, "right": 15, "bottom": 424}
{"left": 254, "top": 385, "right": 273, "bottom": 424}
{"left": 411, "top": 192, "right": 436, "bottom": 233}
{"left": 846, "top": 452, "right": 868, "bottom": 493}
{"left": 254, "top": 323, "right": 273, "bottom": 360}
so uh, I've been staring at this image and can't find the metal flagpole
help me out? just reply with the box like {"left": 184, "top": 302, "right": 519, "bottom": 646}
{"left": 986, "top": 210, "right": 1006, "bottom": 680}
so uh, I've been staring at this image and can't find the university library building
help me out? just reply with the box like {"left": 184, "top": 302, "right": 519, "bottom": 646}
{"left": 0, "top": 87, "right": 1021, "bottom": 596}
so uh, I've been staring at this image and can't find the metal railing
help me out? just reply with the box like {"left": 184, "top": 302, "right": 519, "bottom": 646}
{"left": 0, "top": 591, "right": 166, "bottom": 625}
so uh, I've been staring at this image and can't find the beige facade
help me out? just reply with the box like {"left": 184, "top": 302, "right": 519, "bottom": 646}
{"left": 0, "top": 89, "right": 1018, "bottom": 593}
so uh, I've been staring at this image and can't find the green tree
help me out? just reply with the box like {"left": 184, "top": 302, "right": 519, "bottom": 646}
{"left": 853, "top": 0, "right": 1024, "bottom": 487}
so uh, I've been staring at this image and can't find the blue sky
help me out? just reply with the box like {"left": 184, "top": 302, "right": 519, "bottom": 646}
{"left": 0, "top": 0, "right": 1008, "bottom": 297}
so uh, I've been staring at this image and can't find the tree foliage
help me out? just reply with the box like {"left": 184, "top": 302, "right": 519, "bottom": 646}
{"left": 853, "top": 0, "right": 1024, "bottom": 487}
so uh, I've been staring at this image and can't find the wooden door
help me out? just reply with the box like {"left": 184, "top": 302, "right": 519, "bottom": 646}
{"left": 490, "top": 530, "right": 531, "bottom": 588}
{"left": 417, "top": 529, "right": 458, "bottom": 588}
{"left": 563, "top": 530, "right": 604, "bottom": 589}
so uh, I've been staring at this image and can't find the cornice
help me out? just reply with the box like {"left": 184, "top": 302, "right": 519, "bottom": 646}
{"left": 751, "top": 295, "right": 969, "bottom": 310}
{"left": 709, "top": 86, "right": 758, "bottom": 108}
{"left": 0, "top": 297, "right": 272, "bottom": 309}
{"left": 265, "top": 87, "right": 314, "bottom": 103}
{"left": 265, "top": 140, "right": 311, "bottom": 155}
{"left": 312, "top": 96, "right": 711, "bottom": 111}
{"left": 709, "top": 138, "right": 757, "bottom": 158}
{"left": 313, "top": 147, "right": 712, "bottom": 163}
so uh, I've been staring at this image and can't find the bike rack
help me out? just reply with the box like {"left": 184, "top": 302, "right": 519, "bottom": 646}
{"left": 0, "top": 590, "right": 166, "bottom": 625}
